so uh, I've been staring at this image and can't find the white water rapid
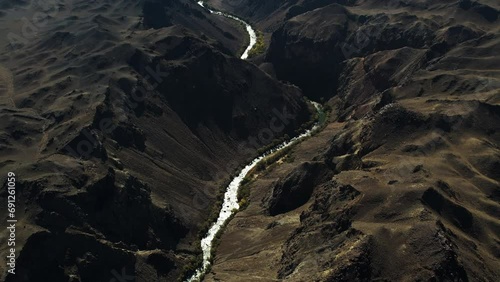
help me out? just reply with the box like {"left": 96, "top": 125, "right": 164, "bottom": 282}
{"left": 186, "top": 102, "right": 322, "bottom": 282}
{"left": 196, "top": 1, "right": 257, "bottom": 59}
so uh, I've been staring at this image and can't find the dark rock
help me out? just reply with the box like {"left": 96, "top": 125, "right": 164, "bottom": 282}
{"left": 146, "top": 252, "right": 175, "bottom": 276}
{"left": 6, "top": 231, "right": 136, "bottom": 282}
{"left": 267, "top": 162, "right": 333, "bottom": 215}
{"left": 422, "top": 188, "right": 474, "bottom": 231}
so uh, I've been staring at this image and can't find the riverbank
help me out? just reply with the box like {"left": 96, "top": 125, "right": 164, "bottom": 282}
{"left": 196, "top": 1, "right": 257, "bottom": 59}
{"left": 185, "top": 101, "right": 323, "bottom": 282}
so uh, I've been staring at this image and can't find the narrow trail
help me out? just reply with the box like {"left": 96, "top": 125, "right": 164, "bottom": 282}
{"left": 0, "top": 64, "right": 16, "bottom": 108}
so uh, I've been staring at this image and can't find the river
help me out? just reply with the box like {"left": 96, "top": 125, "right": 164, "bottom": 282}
{"left": 187, "top": 3, "right": 321, "bottom": 281}
{"left": 186, "top": 99, "right": 321, "bottom": 282}
{"left": 196, "top": 1, "right": 257, "bottom": 59}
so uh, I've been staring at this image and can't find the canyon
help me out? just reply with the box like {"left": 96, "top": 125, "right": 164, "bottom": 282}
{"left": 0, "top": 0, "right": 499, "bottom": 281}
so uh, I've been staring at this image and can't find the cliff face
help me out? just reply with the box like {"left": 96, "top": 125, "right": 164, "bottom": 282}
{"left": 204, "top": 0, "right": 500, "bottom": 281}
{"left": 142, "top": 0, "right": 248, "bottom": 55}
{"left": 0, "top": 1, "right": 312, "bottom": 281}
{"left": 264, "top": 0, "right": 497, "bottom": 99}
{"left": 1, "top": 0, "right": 499, "bottom": 280}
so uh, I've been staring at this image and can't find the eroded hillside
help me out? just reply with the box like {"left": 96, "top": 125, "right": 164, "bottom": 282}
{"left": 205, "top": 0, "right": 500, "bottom": 281}
{"left": 0, "top": 1, "right": 313, "bottom": 281}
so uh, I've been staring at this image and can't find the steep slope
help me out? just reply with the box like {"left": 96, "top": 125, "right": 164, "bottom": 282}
{"left": 206, "top": 0, "right": 500, "bottom": 281}
{"left": 0, "top": 1, "right": 313, "bottom": 281}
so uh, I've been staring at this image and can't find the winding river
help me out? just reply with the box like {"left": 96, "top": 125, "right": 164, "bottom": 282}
{"left": 196, "top": 1, "right": 257, "bottom": 59}
{"left": 186, "top": 103, "right": 321, "bottom": 282}
{"left": 187, "top": 3, "right": 321, "bottom": 281}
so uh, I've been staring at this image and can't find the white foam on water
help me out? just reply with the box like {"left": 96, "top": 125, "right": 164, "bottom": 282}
{"left": 196, "top": 1, "right": 257, "bottom": 59}
{"left": 187, "top": 102, "right": 321, "bottom": 282}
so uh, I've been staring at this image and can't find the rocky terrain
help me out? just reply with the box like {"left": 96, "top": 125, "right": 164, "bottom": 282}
{"left": 0, "top": 1, "right": 312, "bottom": 281}
{"left": 0, "top": 0, "right": 499, "bottom": 281}
{"left": 203, "top": 0, "right": 500, "bottom": 281}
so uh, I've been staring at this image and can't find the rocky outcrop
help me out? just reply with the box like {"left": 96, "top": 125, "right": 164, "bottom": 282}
{"left": 7, "top": 231, "right": 136, "bottom": 282}
{"left": 205, "top": 0, "right": 500, "bottom": 281}
{"left": 278, "top": 181, "right": 364, "bottom": 280}
{"left": 266, "top": 162, "right": 333, "bottom": 215}
{"left": 266, "top": 4, "right": 351, "bottom": 100}
{"left": 0, "top": 1, "right": 314, "bottom": 281}
{"left": 142, "top": 0, "right": 248, "bottom": 55}
{"left": 127, "top": 34, "right": 311, "bottom": 139}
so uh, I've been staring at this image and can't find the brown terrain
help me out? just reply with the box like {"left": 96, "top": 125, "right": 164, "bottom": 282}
{"left": 0, "top": 0, "right": 499, "bottom": 281}
{"left": 204, "top": 0, "right": 500, "bottom": 281}
{"left": 0, "top": 0, "right": 312, "bottom": 281}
